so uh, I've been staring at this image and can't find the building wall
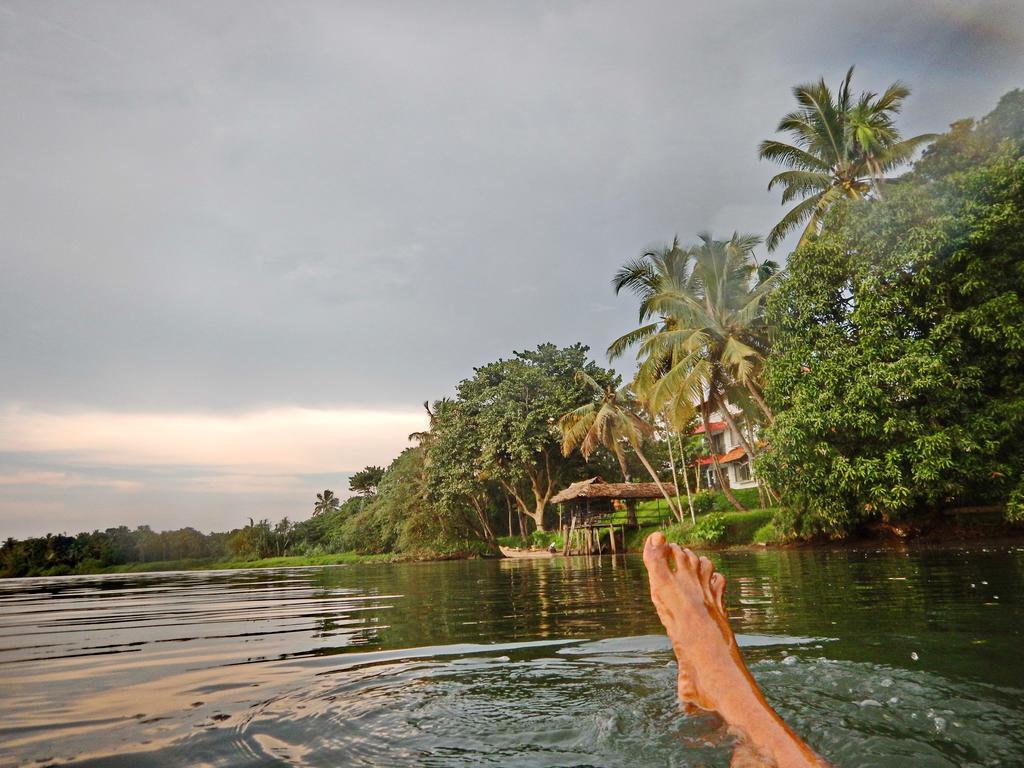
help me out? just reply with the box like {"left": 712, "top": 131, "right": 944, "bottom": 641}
{"left": 700, "top": 409, "right": 758, "bottom": 490}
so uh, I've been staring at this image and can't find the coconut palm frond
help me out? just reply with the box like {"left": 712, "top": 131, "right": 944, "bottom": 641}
{"left": 558, "top": 403, "right": 596, "bottom": 456}
{"left": 761, "top": 68, "right": 932, "bottom": 251}
{"left": 766, "top": 190, "right": 828, "bottom": 252}
{"left": 573, "top": 369, "right": 604, "bottom": 394}
{"left": 606, "top": 322, "right": 660, "bottom": 360}
{"left": 611, "top": 231, "right": 781, "bottom": 429}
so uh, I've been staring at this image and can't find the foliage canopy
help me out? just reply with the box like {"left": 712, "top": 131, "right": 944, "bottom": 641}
{"left": 759, "top": 90, "right": 1024, "bottom": 535}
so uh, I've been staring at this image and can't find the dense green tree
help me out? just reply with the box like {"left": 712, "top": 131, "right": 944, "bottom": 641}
{"left": 341, "top": 446, "right": 493, "bottom": 556}
{"left": 442, "top": 343, "right": 615, "bottom": 531}
{"left": 759, "top": 67, "right": 935, "bottom": 251}
{"left": 759, "top": 90, "right": 1024, "bottom": 535}
{"left": 424, "top": 399, "right": 502, "bottom": 542}
{"left": 348, "top": 466, "right": 385, "bottom": 497}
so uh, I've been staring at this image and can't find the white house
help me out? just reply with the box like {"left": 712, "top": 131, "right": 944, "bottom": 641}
{"left": 692, "top": 410, "right": 757, "bottom": 490}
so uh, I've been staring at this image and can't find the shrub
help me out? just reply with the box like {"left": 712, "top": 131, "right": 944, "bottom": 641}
{"left": 661, "top": 523, "right": 689, "bottom": 545}
{"left": 692, "top": 491, "right": 715, "bottom": 516}
{"left": 708, "top": 487, "right": 764, "bottom": 512}
{"left": 752, "top": 522, "right": 778, "bottom": 544}
{"left": 497, "top": 535, "right": 528, "bottom": 548}
{"left": 690, "top": 513, "right": 727, "bottom": 543}
{"left": 530, "top": 530, "right": 564, "bottom": 549}
{"left": 1008, "top": 484, "right": 1024, "bottom": 523}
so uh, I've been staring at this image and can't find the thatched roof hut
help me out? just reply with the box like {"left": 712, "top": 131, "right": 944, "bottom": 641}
{"left": 550, "top": 476, "right": 677, "bottom": 505}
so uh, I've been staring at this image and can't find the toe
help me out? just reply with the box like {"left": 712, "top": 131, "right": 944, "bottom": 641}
{"left": 710, "top": 572, "right": 727, "bottom": 613}
{"left": 698, "top": 556, "right": 714, "bottom": 586}
{"left": 669, "top": 543, "right": 687, "bottom": 573}
{"left": 643, "top": 532, "right": 673, "bottom": 583}
{"left": 681, "top": 548, "right": 700, "bottom": 572}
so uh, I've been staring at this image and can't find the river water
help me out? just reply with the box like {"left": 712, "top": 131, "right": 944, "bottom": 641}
{"left": 1, "top": 546, "right": 1022, "bottom": 767}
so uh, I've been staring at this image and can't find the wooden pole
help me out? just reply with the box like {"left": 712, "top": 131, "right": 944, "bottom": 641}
{"left": 609, "top": 523, "right": 617, "bottom": 554}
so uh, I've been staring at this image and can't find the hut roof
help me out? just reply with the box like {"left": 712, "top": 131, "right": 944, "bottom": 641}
{"left": 550, "top": 477, "right": 677, "bottom": 505}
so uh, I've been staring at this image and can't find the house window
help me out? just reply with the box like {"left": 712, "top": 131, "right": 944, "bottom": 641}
{"left": 734, "top": 459, "right": 751, "bottom": 483}
{"left": 710, "top": 432, "right": 725, "bottom": 454}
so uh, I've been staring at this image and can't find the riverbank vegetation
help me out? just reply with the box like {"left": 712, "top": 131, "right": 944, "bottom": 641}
{"left": 759, "top": 89, "right": 1024, "bottom": 536}
{"left": 3, "top": 75, "right": 1022, "bottom": 578}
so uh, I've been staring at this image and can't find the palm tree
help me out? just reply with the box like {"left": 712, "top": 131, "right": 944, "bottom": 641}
{"left": 313, "top": 489, "right": 341, "bottom": 516}
{"left": 609, "top": 233, "right": 780, "bottom": 511}
{"left": 558, "top": 371, "right": 684, "bottom": 522}
{"left": 408, "top": 400, "right": 443, "bottom": 446}
{"left": 759, "top": 67, "right": 935, "bottom": 251}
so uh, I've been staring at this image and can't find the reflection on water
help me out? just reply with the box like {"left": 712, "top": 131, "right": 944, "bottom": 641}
{"left": 1, "top": 547, "right": 1022, "bottom": 766}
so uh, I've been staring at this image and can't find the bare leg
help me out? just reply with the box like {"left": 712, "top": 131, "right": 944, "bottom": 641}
{"left": 643, "top": 532, "right": 827, "bottom": 767}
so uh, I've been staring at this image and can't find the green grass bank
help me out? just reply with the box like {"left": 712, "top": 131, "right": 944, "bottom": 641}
{"left": 19, "top": 552, "right": 401, "bottom": 578}
{"left": 623, "top": 507, "right": 778, "bottom": 550}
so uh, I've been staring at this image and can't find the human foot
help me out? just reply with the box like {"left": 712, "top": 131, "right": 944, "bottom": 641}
{"left": 643, "top": 532, "right": 827, "bottom": 767}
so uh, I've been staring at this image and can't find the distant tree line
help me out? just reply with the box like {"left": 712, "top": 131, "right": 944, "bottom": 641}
{"left": 0, "top": 502, "right": 368, "bottom": 577}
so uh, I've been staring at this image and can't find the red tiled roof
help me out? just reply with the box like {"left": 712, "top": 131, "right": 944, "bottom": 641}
{"left": 692, "top": 421, "right": 727, "bottom": 435}
{"left": 695, "top": 446, "right": 747, "bottom": 466}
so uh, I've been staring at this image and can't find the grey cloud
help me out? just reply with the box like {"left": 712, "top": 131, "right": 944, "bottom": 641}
{"left": 2, "top": 1, "right": 1021, "bottom": 411}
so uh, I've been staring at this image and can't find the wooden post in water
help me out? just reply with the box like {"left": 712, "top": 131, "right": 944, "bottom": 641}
{"left": 609, "top": 523, "right": 617, "bottom": 554}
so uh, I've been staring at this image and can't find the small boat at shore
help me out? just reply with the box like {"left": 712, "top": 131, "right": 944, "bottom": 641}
{"left": 499, "top": 546, "right": 555, "bottom": 559}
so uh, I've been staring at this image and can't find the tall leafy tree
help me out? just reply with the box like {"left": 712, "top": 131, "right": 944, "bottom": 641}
{"left": 759, "top": 67, "right": 935, "bottom": 251}
{"left": 424, "top": 398, "right": 500, "bottom": 543}
{"left": 348, "top": 466, "right": 385, "bottom": 497}
{"left": 446, "top": 343, "right": 615, "bottom": 532}
{"left": 760, "top": 90, "right": 1024, "bottom": 535}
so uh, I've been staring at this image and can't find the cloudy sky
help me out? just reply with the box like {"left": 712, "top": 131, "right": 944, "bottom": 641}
{"left": 1, "top": 0, "right": 1022, "bottom": 538}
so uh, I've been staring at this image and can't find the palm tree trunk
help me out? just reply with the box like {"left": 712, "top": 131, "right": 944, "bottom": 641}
{"left": 746, "top": 381, "right": 774, "bottom": 423}
{"left": 676, "top": 433, "right": 696, "bottom": 524}
{"left": 632, "top": 444, "right": 683, "bottom": 520}
{"left": 664, "top": 428, "right": 685, "bottom": 523}
{"left": 701, "top": 409, "right": 745, "bottom": 512}
{"left": 615, "top": 448, "right": 638, "bottom": 526}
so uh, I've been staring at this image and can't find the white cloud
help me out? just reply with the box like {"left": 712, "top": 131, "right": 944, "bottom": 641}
{"left": 0, "top": 405, "right": 426, "bottom": 474}
{"left": 0, "top": 470, "right": 142, "bottom": 491}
